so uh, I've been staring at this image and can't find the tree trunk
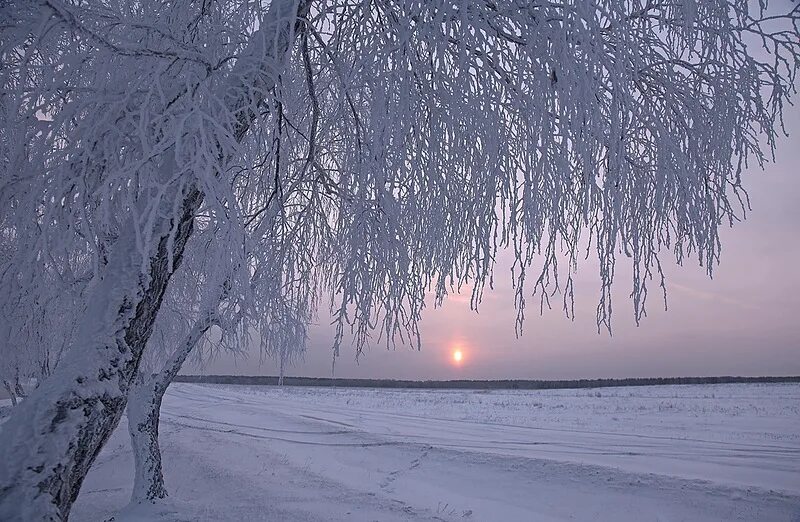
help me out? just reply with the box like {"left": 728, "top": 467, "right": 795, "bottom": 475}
{"left": 127, "top": 376, "right": 168, "bottom": 502}
{"left": 14, "top": 370, "right": 27, "bottom": 399}
{"left": 128, "top": 315, "right": 215, "bottom": 504}
{"left": 0, "top": 187, "right": 203, "bottom": 521}
{"left": 2, "top": 380, "right": 17, "bottom": 407}
{"left": 279, "top": 350, "right": 286, "bottom": 386}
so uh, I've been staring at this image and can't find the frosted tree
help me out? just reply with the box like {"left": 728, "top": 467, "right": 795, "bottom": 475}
{"left": 0, "top": 0, "right": 797, "bottom": 519}
{"left": 0, "top": 0, "right": 311, "bottom": 518}
{"left": 127, "top": 194, "right": 316, "bottom": 503}
{"left": 125, "top": 224, "right": 239, "bottom": 504}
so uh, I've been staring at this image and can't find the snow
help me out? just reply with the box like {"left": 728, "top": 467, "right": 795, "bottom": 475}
{"left": 0, "top": 398, "right": 11, "bottom": 421}
{"left": 71, "top": 383, "right": 800, "bottom": 521}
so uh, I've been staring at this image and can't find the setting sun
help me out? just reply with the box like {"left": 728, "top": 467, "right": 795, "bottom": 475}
{"left": 452, "top": 350, "right": 463, "bottom": 363}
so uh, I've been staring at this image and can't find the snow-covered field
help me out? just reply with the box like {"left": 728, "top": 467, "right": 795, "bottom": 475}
{"left": 68, "top": 383, "right": 800, "bottom": 521}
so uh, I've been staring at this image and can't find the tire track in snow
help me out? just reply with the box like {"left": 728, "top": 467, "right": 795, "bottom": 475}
{"left": 160, "top": 416, "right": 400, "bottom": 448}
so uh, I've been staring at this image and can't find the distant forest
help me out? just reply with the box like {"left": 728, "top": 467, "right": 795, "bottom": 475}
{"left": 174, "top": 375, "right": 800, "bottom": 390}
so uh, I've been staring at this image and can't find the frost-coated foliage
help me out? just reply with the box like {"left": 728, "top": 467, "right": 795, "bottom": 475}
{"left": 305, "top": 0, "right": 799, "bottom": 344}
{"left": 2, "top": 1, "right": 797, "bottom": 361}
{"left": 0, "top": 220, "right": 89, "bottom": 386}
{"left": 0, "top": 0, "right": 797, "bottom": 389}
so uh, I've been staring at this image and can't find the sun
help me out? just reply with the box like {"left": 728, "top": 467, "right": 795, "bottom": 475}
{"left": 452, "top": 350, "right": 463, "bottom": 363}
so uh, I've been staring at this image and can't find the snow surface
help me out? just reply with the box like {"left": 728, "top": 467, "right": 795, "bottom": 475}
{"left": 70, "top": 383, "right": 800, "bottom": 521}
{"left": 0, "top": 399, "right": 11, "bottom": 420}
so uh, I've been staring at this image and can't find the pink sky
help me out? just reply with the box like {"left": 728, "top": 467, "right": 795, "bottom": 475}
{"left": 191, "top": 105, "right": 800, "bottom": 380}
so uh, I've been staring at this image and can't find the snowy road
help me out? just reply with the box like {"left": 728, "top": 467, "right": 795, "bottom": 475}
{"left": 72, "top": 383, "right": 800, "bottom": 521}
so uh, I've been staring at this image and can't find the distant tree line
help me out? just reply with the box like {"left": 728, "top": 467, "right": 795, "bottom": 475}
{"left": 173, "top": 375, "right": 800, "bottom": 390}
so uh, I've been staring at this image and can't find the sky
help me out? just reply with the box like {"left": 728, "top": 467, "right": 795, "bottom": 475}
{"left": 187, "top": 105, "right": 800, "bottom": 381}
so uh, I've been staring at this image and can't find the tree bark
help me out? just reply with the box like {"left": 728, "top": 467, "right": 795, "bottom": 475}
{"left": 2, "top": 380, "right": 17, "bottom": 407}
{"left": 127, "top": 315, "right": 215, "bottom": 504}
{"left": 127, "top": 377, "right": 168, "bottom": 502}
{"left": 14, "top": 370, "right": 27, "bottom": 399}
